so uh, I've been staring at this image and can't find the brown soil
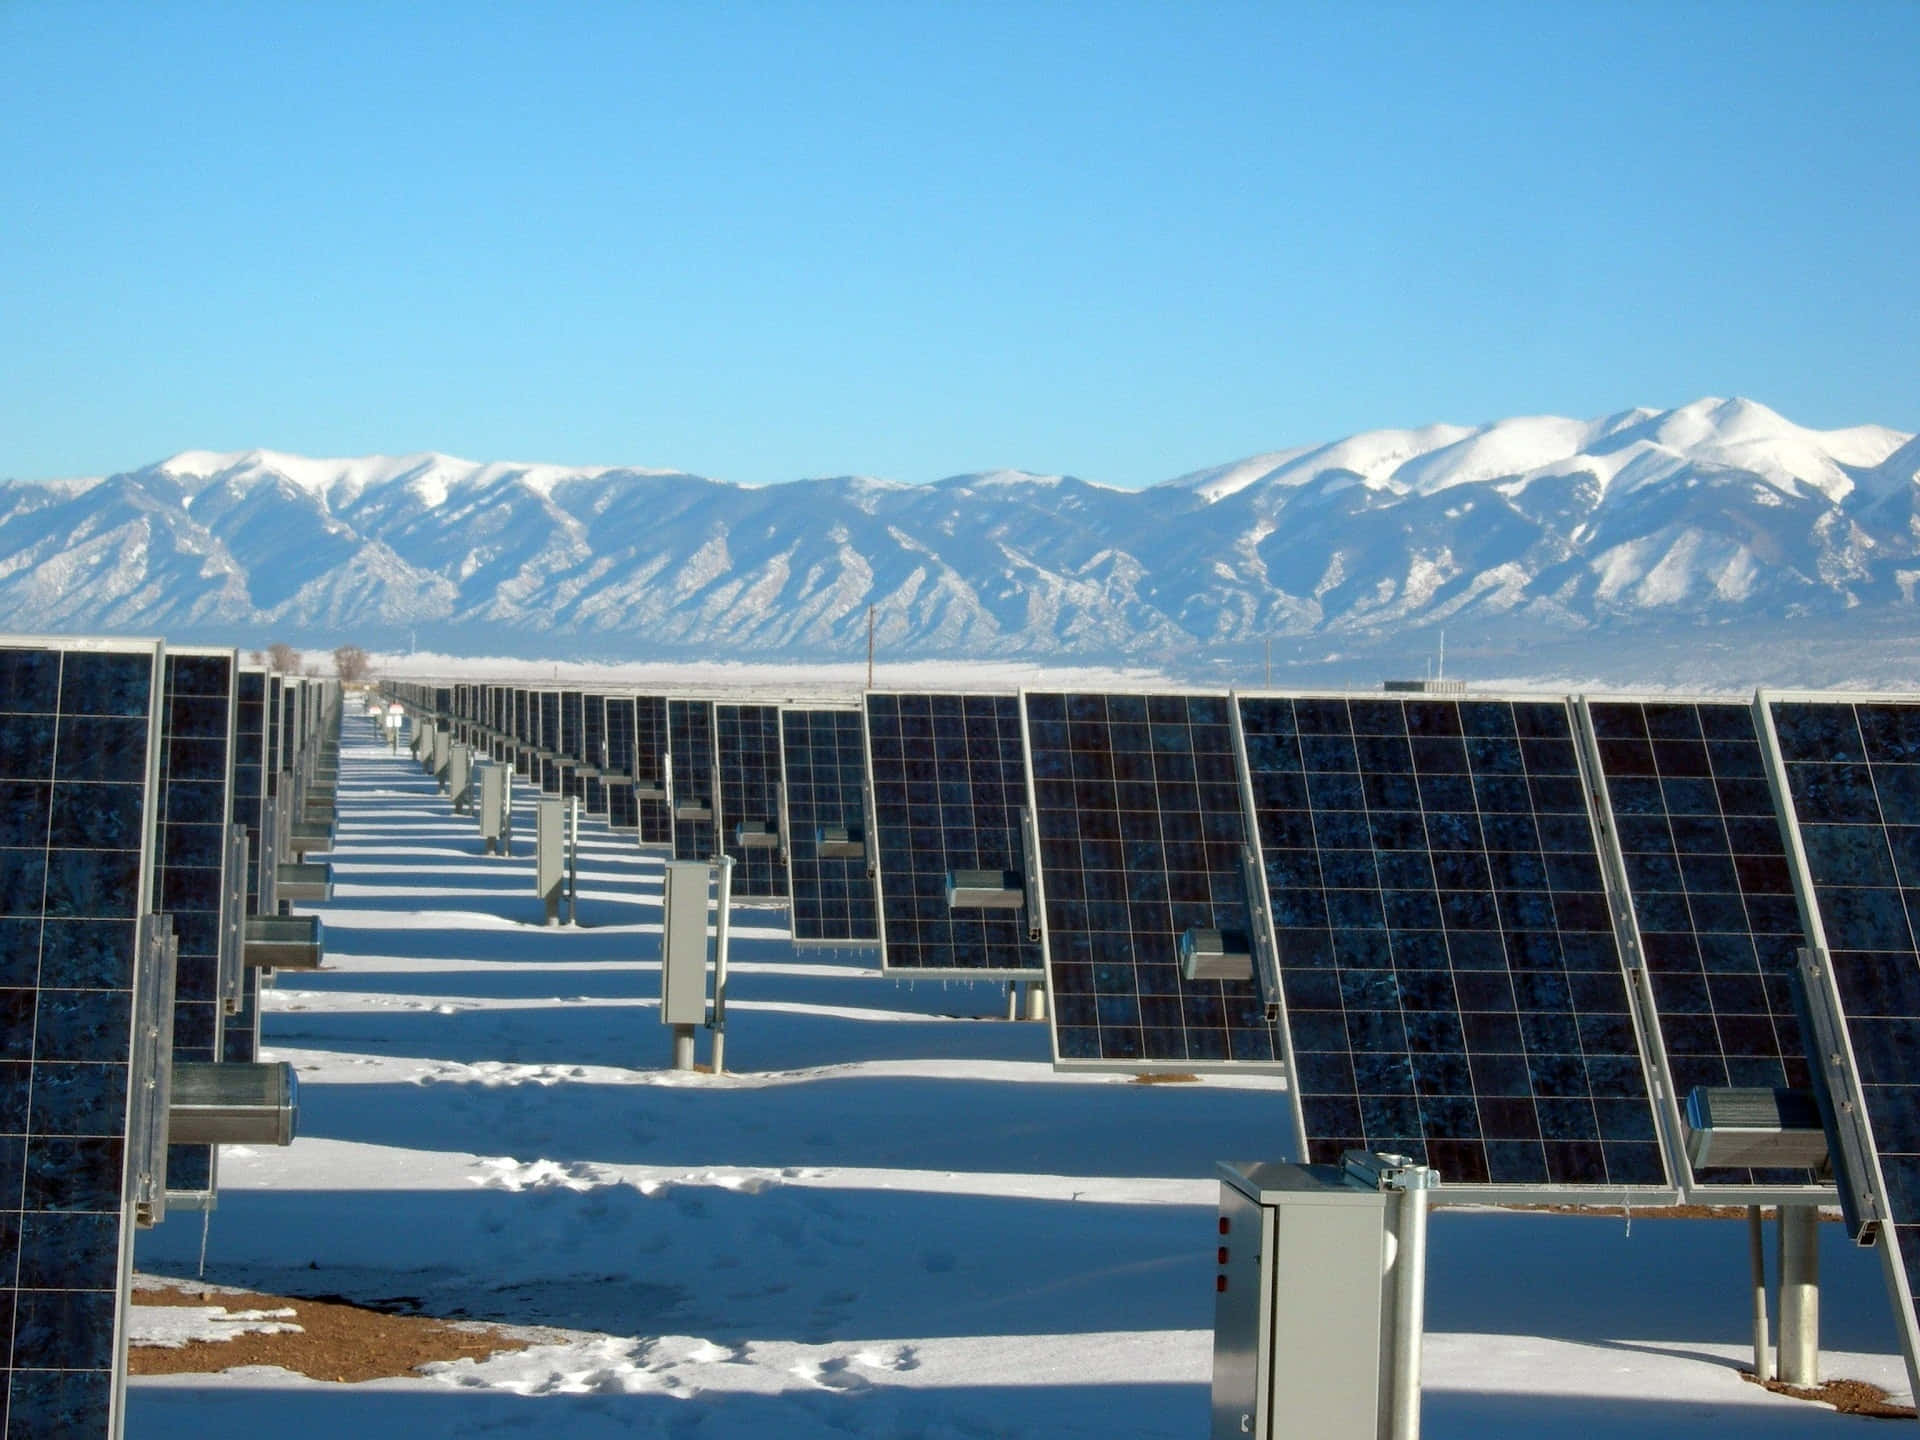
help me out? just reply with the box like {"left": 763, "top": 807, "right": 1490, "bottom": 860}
{"left": 1742, "top": 1371, "right": 1917, "bottom": 1420}
{"left": 129, "top": 1277, "right": 538, "bottom": 1383}
{"left": 1128, "top": 1072, "right": 1201, "bottom": 1085}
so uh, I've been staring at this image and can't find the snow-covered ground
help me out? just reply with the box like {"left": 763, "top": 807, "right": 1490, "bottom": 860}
{"left": 130, "top": 715, "right": 1914, "bottom": 1436}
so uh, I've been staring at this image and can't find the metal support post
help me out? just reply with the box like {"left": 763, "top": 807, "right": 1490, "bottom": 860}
{"left": 672, "top": 1025, "right": 696, "bottom": 1071}
{"left": 566, "top": 795, "right": 580, "bottom": 926}
{"left": 1006, "top": 982, "right": 1018, "bottom": 1021}
{"left": 1749, "top": 1205, "right": 1773, "bottom": 1382}
{"left": 1778, "top": 1203, "right": 1819, "bottom": 1385}
{"left": 711, "top": 856, "right": 734, "bottom": 1076}
{"left": 1385, "top": 1171, "right": 1432, "bottom": 1440}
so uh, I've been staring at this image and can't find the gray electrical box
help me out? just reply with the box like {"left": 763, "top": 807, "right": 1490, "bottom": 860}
{"left": 478, "top": 761, "right": 511, "bottom": 855}
{"left": 449, "top": 743, "right": 473, "bottom": 813}
{"left": 535, "top": 797, "right": 564, "bottom": 923}
{"left": 1212, "top": 1161, "right": 1394, "bottom": 1440}
{"left": 945, "top": 868, "right": 1024, "bottom": 909}
{"left": 432, "top": 728, "right": 452, "bottom": 787}
{"left": 660, "top": 860, "right": 711, "bottom": 1026}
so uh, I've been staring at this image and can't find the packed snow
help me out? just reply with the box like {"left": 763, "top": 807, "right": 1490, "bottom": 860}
{"left": 130, "top": 711, "right": 1913, "bottom": 1436}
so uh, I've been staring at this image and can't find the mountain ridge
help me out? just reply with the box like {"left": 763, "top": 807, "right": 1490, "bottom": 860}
{"left": 2, "top": 396, "right": 1915, "bottom": 678}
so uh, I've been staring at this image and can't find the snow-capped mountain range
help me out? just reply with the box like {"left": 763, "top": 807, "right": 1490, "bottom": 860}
{"left": 4, "top": 397, "right": 1917, "bottom": 680}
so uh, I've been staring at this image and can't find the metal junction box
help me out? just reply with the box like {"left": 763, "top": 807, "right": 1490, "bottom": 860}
{"left": 449, "top": 743, "right": 473, "bottom": 813}
{"left": 945, "top": 868, "right": 1024, "bottom": 909}
{"left": 535, "top": 797, "right": 564, "bottom": 922}
{"left": 1181, "top": 927, "right": 1254, "bottom": 983}
{"left": 1685, "top": 1086, "right": 1829, "bottom": 1170}
{"left": 1213, "top": 1161, "right": 1391, "bottom": 1440}
{"left": 817, "top": 823, "right": 865, "bottom": 859}
{"left": 477, "top": 761, "right": 511, "bottom": 854}
{"left": 735, "top": 820, "right": 778, "bottom": 849}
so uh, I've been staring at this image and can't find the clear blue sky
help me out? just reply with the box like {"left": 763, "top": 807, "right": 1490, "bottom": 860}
{"left": 2, "top": 2, "right": 1915, "bottom": 488}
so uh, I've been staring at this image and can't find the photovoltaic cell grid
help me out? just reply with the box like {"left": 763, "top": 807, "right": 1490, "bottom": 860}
{"left": 155, "top": 652, "right": 235, "bottom": 1199}
{"left": 538, "top": 691, "right": 562, "bottom": 794}
{"left": 561, "top": 691, "right": 583, "bottom": 763}
{"left": 1768, "top": 699, "right": 1920, "bottom": 1341}
{"left": 1238, "top": 694, "right": 1666, "bottom": 1190}
{"left": 224, "top": 670, "right": 266, "bottom": 1066}
{"left": 634, "top": 697, "right": 673, "bottom": 846}
{"left": 865, "top": 693, "right": 1043, "bottom": 975}
{"left": 604, "top": 697, "right": 638, "bottom": 832}
{"left": 781, "top": 709, "right": 879, "bottom": 945}
{"left": 715, "top": 704, "right": 789, "bottom": 901}
{"left": 1586, "top": 700, "right": 1818, "bottom": 1191}
{"left": 0, "top": 641, "right": 160, "bottom": 1437}
{"left": 1026, "top": 692, "right": 1280, "bottom": 1067}
{"left": 582, "top": 694, "right": 608, "bottom": 814}
{"left": 669, "top": 699, "right": 717, "bottom": 861}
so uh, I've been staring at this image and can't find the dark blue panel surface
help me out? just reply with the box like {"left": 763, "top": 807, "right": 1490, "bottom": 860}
{"left": 714, "top": 705, "right": 789, "bottom": 901}
{"left": 1028, "top": 692, "right": 1277, "bottom": 1067}
{"left": 1240, "top": 693, "right": 1665, "bottom": 1189}
{"left": 0, "top": 641, "right": 155, "bottom": 1439}
{"left": 668, "top": 700, "right": 717, "bottom": 861}
{"left": 1590, "top": 699, "right": 1816, "bottom": 1190}
{"left": 865, "top": 692, "right": 1042, "bottom": 974}
{"left": 782, "top": 709, "right": 878, "bottom": 945}
{"left": 1772, "top": 698, "right": 1920, "bottom": 1326}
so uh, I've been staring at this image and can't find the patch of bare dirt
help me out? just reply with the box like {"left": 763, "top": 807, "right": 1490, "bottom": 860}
{"left": 130, "top": 1276, "right": 538, "bottom": 1383}
{"left": 1742, "top": 1371, "right": 1917, "bottom": 1420}
{"left": 1129, "top": 1072, "right": 1200, "bottom": 1085}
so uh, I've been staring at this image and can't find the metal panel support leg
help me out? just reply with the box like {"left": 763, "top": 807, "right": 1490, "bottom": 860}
{"left": 1750, "top": 1205, "right": 1773, "bottom": 1382}
{"left": 1778, "top": 1203, "right": 1819, "bottom": 1385}
{"left": 672, "top": 1024, "right": 696, "bottom": 1071}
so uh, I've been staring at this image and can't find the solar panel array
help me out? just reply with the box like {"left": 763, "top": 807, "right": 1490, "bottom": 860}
{"left": 1026, "top": 692, "right": 1279, "bottom": 1067}
{"left": 0, "top": 639, "right": 162, "bottom": 1437}
{"left": 780, "top": 708, "right": 879, "bottom": 946}
{"left": 668, "top": 699, "right": 717, "bottom": 861}
{"left": 865, "top": 692, "right": 1043, "bottom": 976}
{"left": 1236, "top": 693, "right": 1666, "bottom": 1190}
{"left": 1766, "top": 696, "right": 1920, "bottom": 1355}
{"left": 153, "top": 650, "right": 236, "bottom": 1202}
{"left": 714, "top": 704, "right": 790, "bottom": 902}
{"left": 582, "top": 693, "right": 608, "bottom": 817}
{"left": 1585, "top": 699, "right": 1820, "bottom": 1193}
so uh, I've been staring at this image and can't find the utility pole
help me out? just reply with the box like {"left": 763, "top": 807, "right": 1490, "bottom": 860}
{"left": 1265, "top": 637, "right": 1271, "bottom": 688}
{"left": 866, "top": 605, "right": 875, "bottom": 689}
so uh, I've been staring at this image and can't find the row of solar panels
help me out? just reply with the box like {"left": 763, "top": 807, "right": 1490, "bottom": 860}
{"left": 0, "top": 635, "right": 340, "bottom": 1439}
{"left": 386, "top": 678, "right": 1920, "bottom": 1370}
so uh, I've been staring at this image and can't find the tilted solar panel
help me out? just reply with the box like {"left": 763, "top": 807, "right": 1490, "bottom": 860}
{"left": 1764, "top": 695, "right": 1920, "bottom": 1372}
{"left": 153, "top": 649, "right": 238, "bottom": 1204}
{"left": 0, "top": 637, "right": 167, "bottom": 1436}
{"left": 633, "top": 696, "right": 673, "bottom": 847}
{"left": 668, "top": 699, "right": 717, "bottom": 861}
{"left": 865, "top": 692, "right": 1043, "bottom": 977}
{"left": 714, "top": 704, "right": 789, "bottom": 902}
{"left": 1237, "top": 692, "right": 1669, "bottom": 1195}
{"left": 1026, "top": 692, "right": 1281, "bottom": 1069}
{"left": 1583, "top": 698, "right": 1824, "bottom": 1198}
{"left": 781, "top": 707, "right": 878, "bottom": 946}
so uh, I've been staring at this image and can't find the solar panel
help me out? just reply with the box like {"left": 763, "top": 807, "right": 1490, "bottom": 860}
{"left": 780, "top": 707, "right": 879, "bottom": 946}
{"left": 536, "top": 690, "right": 562, "bottom": 795}
{"left": 153, "top": 648, "right": 238, "bottom": 1204}
{"left": 1762, "top": 695, "right": 1920, "bottom": 1365}
{"left": 714, "top": 704, "right": 790, "bottom": 903}
{"left": 668, "top": 699, "right": 717, "bottom": 861}
{"left": 1582, "top": 698, "right": 1824, "bottom": 1197}
{"left": 633, "top": 695, "right": 673, "bottom": 847}
{"left": 604, "top": 696, "right": 638, "bottom": 832}
{"left": 224, "top": 667, "right": 268, "bottom": 1066}
{"left": 582, "top": 693, "right": 608, "bottom": 817}
{"left": 864, "top": 692, "right": 1043, "bottom": 977}
{"left": 1025, "top": 692, "right": 1280, "bottom": 1069}
{"left": 0, "top": 636, "right": 166, "bottom": 1437}
{"left": 1237, "top": 692, "right": 1669, "bottom": 1195}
